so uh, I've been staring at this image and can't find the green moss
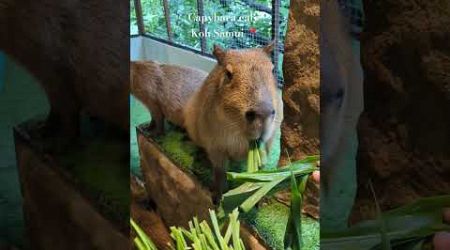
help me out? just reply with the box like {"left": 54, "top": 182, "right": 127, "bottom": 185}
{"left": 155, "top": 130, "right": 213, "bottom": 186}
{"left": 151, "top": 126, "right": 282, "bottom": 188}
{"left": 242, "top": 201, "right": 319, "bottom": 250}
{"left": 156, "top": 131, "right": 196, "bottom": 170}
{"left": 60, "top": 137, "right": 129, "bottom": 228}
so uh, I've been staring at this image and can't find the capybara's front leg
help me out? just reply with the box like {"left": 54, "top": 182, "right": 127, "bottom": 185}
{"left": 146, "top": 100, "right": 164, "bottom": 136}
{"left": 208, "top": 150, "right": 229, "bottom": 204}
{"left": 39, "top": 79, "right": 80, "bottom": 151}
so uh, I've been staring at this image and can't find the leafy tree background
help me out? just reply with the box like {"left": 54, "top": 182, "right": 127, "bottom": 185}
{"left": 130, "top": 0, "right": 290, "bottom": 82}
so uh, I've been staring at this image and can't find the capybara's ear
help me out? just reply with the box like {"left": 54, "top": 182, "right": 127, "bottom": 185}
{"left": 213, "top": 44, "right": 226, "bottom": 65}
{"left": 263, "top": 40, "right": 275, "bottom": 55}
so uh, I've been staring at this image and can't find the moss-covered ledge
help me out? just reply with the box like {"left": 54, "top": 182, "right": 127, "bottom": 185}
{"left": 136, "top": 123, "right": 319, "bottom": 250}
{"left": 14, "top": 118, "right": 129, "bottom": 250}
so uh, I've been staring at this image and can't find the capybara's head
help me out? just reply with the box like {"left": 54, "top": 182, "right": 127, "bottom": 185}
{"left": 212, "top": 43, "right": 279, "bottom": 143}
{"left": 320, "top": 0, "right": 363, "bottom": 166}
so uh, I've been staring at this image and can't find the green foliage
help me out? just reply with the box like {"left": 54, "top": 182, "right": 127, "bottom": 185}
{"left": 131, "top": 218, "right": 158, "bottom": 250}
{"left": 130, "top": 0, "right": 290, "bottom": 51}
{"left": 223, "top": 155, "right": 319, "bottom": 249}
{"left": 222, "top": 156, "right": 319, "bottom": 213}
{"left": 169, "top": 209, "right": 245, "bottom": 250}
{"left": 284, "top": 172, "right": 309, "bottom": 250}
{"left": 241, "top": 201, "right": 320, "bottom": 250}
{"left": 130, "top": 0, "right": 138, "bottom": 34}
{"left": 321, "top": 195, "right": 450, "bottom": 250}
{"left": 130, "top": 0, "right": 290, "bottom": 84}
{"left": 247, "top": 141, "right": 266, "bottom": 173}
{"left": 158, "top": 131, "right": 197, "bottom": 169}
{"left": 155, "top": 130, "right": 213, "bottom": 187}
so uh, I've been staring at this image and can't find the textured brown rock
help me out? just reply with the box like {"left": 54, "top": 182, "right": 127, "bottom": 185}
{"left": 278, "top": 0, "right": 320, "bottom": 219}
{"left": 351, "top": 0, "right": 450, "bottom": 222}
{"left": 280, "top": 0, "right": 320, "bottom": 165}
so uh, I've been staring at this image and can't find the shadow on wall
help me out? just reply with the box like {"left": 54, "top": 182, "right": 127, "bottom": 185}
{"left": 0, "top": 52, "right": 48, "bottom": 247}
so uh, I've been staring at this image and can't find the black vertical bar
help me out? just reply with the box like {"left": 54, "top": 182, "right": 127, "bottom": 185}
{"left": 271, "top": 0, "right": 281, "bottom": 87}
{"left": 197, "top": 0, "right": 207, "bottom": 53}
{"left": 162, "top": 0, "right": 173, "bottom": 41}
{"left": 134, "top": 0, "right": 145, "bottom": 35}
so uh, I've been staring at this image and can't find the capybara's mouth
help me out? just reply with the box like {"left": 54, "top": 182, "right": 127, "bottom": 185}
{"left": 247, "top": 128, "right": 268, "bottom": 141}
{"left": 248, "top": 132, "right": 262, "bottom": 140}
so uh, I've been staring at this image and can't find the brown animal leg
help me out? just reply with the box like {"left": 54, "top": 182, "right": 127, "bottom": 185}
{"left": 39, "top": 80, "right": 80, "bottom": 151}
{"left": 147, "top": 101, "right": 164, "bottom": 136}
{"left": 208, "top": 150, "right": 229, "bottom": 204}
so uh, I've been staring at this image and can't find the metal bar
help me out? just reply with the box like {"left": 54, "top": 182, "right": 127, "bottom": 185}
{"left": 134, "top": 0, "right": 145, "bottom": 35}
{"left": 240, "top": 0, "right": 271, "bottom": 14}
{"left": 196, "top": 0, "right": 207, "bottom": 53}
{"left": 162, "top": 0, "right": 173, "bottom": 41}
{"left": 142, "top": 34, "right": 215, "bottom": 59}
{"left": 271, "top": 0, "right": 280, "bottom": 86}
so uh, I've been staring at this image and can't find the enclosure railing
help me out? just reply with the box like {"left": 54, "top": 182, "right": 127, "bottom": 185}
{"left": 132, "top": 0, "right": 285, "bottom": 87}
{"left": 131, "top": 0, "right": 364, "bottom": 86}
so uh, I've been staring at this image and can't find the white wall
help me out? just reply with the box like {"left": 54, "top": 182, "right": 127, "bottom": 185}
{"left": 130, "top": 36, "right": 216, "bottom": 72}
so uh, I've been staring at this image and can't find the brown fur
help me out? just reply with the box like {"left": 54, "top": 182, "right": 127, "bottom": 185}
{"left": 184, "top": 45, "right": 283, "bottom": 200}
{"left": 130, "top": 61, "right": 207, "bottom": 133}
{"left": 0, "top": 0, "right": 129, "bottom": 141}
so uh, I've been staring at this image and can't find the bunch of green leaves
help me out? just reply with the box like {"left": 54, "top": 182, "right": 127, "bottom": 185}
{"left": 247, "top": 140, "right": 267, "bottom": 173}
{"left": 283, "top": 172, "right": 309, "bottom": 250}
{"left": 169, "top": 209, "right": 245, "bottom": 250}
{"left": 130, "top": 0, "right": 290, "bottom": 50}
{"left": 223, "top": 155, "right": 319, "bottom": 213}
{"left": 131, "top": 218, "right": 158, "bottom": 250}
{"left": 321, "top": 195, "right": 450, "bottom": 250}
{"left": 140, "top": 0, "right": 168, "bottom": 38}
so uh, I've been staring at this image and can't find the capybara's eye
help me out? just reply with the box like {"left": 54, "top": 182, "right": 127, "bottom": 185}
{"left": 226, "top": 70, "right": 233, "bottom": 80}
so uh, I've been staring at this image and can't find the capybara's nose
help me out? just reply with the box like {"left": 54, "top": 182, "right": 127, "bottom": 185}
{"left": 245, "top": 102, "right": 275, "bottom": 123}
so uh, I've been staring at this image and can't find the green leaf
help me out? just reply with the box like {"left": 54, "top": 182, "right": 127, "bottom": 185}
{"left": 227, "top": 164, "right": 316, "bottom": 183}
{"left": 240, "top": 176, "right": 285, "bottom": 212}
{"left": 369, "top": 180, "right": 391, "bottom": 250}
{"left": 131, "top": 218, "right": 158, "bottom": 250}
{"left": 210, "top": 209, "right": 228, "bottom": 249}
{"left": 201, "top": 221, "right": 220, "bottom": 250}
{"left": 284, "top": 172, "right": 308, "bottom": 250}
{"left": 321, "top": 195, "right": 450, "bottom": 250}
